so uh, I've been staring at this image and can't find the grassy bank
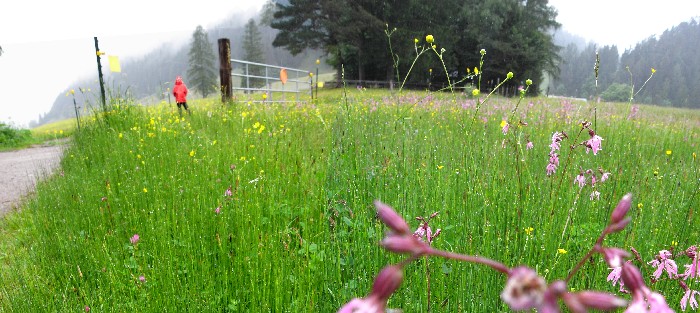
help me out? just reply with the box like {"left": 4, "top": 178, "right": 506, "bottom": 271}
{"left": 0, "top": 89, "right": 698, "bottom": 311}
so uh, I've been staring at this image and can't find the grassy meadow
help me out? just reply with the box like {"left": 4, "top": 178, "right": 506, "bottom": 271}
{"left": 0, "top": 88, "right": 698, "bottom": 312}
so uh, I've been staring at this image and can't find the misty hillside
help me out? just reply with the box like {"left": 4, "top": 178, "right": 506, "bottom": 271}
{"left": 32, "top": 9, "right": 328, "bottom": 128}
{"left": 33, "top": 12, "right": 700, "bottom": 127}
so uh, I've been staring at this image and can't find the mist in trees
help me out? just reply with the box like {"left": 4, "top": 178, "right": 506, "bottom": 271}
{"left": 550, "top": 18, "right": 700, "bottom": 109}
{"left": 187, "top": 25, "right": 218, "bottom": 98}
{"left": 241, "top": 19, "right": 266, "bottom": 89}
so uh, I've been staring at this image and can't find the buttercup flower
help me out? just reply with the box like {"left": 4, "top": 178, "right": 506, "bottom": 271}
{"left": 425, "top": 34, "right": 434, "bottom": 43}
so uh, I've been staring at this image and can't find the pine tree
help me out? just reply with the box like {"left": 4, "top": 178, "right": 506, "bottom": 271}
{"left": 241, "top": 19, "right": 266, "bottom": 89}
{"left": 186, "top": 26, "right": 217, "bottom": 98}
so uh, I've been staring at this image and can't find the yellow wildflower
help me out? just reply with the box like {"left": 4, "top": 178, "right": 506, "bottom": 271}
{"left": 524, "top": 227, "right": 534, "bottom": 236}
{"left": 666, "top": 150, "right": 672, "bottom": 156}
{"left": 143, "top": 187, "right": 148, "bottom": 193}
{"left": 189, "top": 150, "right": 195, "bottom": 157}
{"left": 557, "top": 248, "right": 567, "bottom": 254}
{"left": 472, "top": 89, "right": 480, "bottom": 96}
{"left": 425, "top": 34, "right": 434, "bottom": 43}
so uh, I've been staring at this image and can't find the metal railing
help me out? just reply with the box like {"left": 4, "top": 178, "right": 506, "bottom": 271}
{"left": 231, "top": 59, "right": 312, "bottom": 102}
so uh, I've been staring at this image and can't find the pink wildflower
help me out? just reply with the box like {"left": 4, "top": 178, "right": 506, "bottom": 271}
{"left": 550, "top": 153, "right": 560, "bottom": 166}
{"left": 501, "top": 266, "right": 547, "bottom": 311}
{"left": 225, "top": 186, "right": 233, "bottom": 197}
{"left": 585, "top": 135, "right": 604, "bottom": 155}
{"left": 502, "top": 122, "right": 510, "bottom": 135}
{"left": 622, "top": 263, "right": 674, "bottom": 313}
{"left": 681, "top": 288, "right": 700, "bottom": 311}
{"left": 681, "top": 246, "right": 699, "bottom": 280}
{"left": 85, "top": 306, "right": 90, "bottom": 312}
{"left": 375, "top": 200, "right": 410, "bottom": 235}
{"left": 338, "top": 265, "right": 403, "bottom": 313}
{"left": 139, "top": 275, "right": 146, "bottom": 283}
{"left": 215, "top": 206, "right": 221, "bottom": 214}
{"left": 608, "top": 266, "right": 623, "bottom": 286}
{"left": 546, "top": 163, "right": 557, "bottom": 176}
{"left": 648, "top": 250, "right": 678, "bottom": 280}
{"left": 130, "top": 234, "right": 140, "bottom": 245}
{"left": 574, "top": 172, "right": 586, "bottom": 188}
{"left": 526, "top": 141, "right": 534, "bottom": 150}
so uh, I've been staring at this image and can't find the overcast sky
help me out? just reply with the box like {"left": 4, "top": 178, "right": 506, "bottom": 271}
{"left": 1, "top": 0, "right": 699, "bottom": 128}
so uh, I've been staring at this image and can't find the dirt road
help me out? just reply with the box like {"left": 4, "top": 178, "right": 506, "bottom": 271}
{"left": 0, "top": 143, "right": 66, "bottom": 217}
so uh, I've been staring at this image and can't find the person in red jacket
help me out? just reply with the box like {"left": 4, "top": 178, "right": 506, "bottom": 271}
{"left": 173, "top": 76, "right": 190, "bottom": 116}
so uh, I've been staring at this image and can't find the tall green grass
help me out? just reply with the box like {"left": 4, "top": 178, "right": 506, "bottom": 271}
{"left": 0, "top": 90, "right": 698, "bottom": 312}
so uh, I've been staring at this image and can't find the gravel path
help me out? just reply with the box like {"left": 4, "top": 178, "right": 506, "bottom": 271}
{"left": 0, "top": 143, "right": 66, "bottom": 218}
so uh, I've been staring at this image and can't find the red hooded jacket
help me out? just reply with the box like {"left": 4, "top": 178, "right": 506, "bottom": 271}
{"left": 173, "top": 76, "right": 188, "bottom": 103}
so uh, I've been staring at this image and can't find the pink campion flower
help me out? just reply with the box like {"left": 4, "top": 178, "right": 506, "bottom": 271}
{"left": 585, "top": 135, "right": 604, "bottom": 155}
{"left": 601, "top": 171, "right": 611, "bottom": 182}
{"left": 375, "top": 201, "right": 410, "bottom": 235}
{"left": 607, "top": 266, "right": 625, "bottom": 290}
{"left": 550, "top": 153, "right": 560, "bottom": 166}
{"left": 574, "top": 172, "right": 586, "bottom": 188}
{"left": 546, "top": 163, "right": 557, "bottom": 176}
{"left": 139, "top": 275, "right": 146, "bottom": 283}
{"left": 501, "top": 266, "right": 547, "bottom": 311}
{"left": 215, "top": 206, "right": 221, "bottom": 214}
{"left": 549, "top": 131, "right": 566, "bottom": 154}
{"left": 338, "top": 265, "right": 403, "bottom": 313}
{"left": 526, "top": 141, "right": 534, "bottom": 150}
{"left": 681, "top": 246, "right": 699, "bottom": 280}
{"left": 85, "top": 306, "right": 90, "bottom": 312}
{"left": 648, "top": 250, "right": 678, "bottom": 280}
{"left": 130, "top": 234, "right": 140, "bottom": 245}
{"left": 502, "top": 122, "right": 510, "bottom": 135}
{"left": 225, "top": 186, "right": 233, "bottom": 197}
{"left": 590, "top": 190, "right": 601, "bottom": 200}
{"left": 621, "top": 263, "right": 674, "bottom": 313}
{"left": 681, "top": 288, "right": 700, "bottom": 311}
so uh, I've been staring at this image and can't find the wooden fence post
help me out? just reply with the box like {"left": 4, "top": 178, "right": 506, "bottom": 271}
{"left": 218, "top": 38, "right": 232, "bottom": 104}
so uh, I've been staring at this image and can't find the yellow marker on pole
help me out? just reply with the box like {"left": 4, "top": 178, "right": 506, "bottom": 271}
{"left": 108, "top": 55, "right": 121, "bottom": 73}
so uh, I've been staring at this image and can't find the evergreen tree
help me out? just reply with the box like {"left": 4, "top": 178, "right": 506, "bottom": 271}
{"left": 186, "top": 25, "right": 218, "bottom": 98}
{"left": 271, "top": 0, "right": 560, "bottom": 93}
{"left": 241, "top": 18, "right": 266, "bottom": 89}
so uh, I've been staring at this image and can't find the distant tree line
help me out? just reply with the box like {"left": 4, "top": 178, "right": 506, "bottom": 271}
{"left": 550, "top": 18, "right": 700, "bottom": 108}
{"left": 270, "top": 0, "right": 561, "bottom": 95}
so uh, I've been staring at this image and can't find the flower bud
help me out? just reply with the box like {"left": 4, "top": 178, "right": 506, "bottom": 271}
{"left": 370, "top": 265, "right": 404, "bottom": 301}
{"left": 381, "top": 235, "right": 428, "bottom": 255}
{"left": 610, "top": 193, "right": 632, "bottom": 224}
{"left": 573, "top": 291, "right": 627, "bottom": 311}
{"left": 605, "top": 217, "right": 631, "bottom": 234}
{"left": 599, "top": 247, "right": 631, "bottom": 267}
{"left": 375, "top": 200, "right": 410, "bottom": 235}
{"left": 425, "top": 34, "right": 434, "bottom": 43}
{"left": 480, "top": 48, "right": 486, "bottom": 55}
{"left": 507, "top": 72, "right": 514, "bottom": 79}
{"left": 525, "top": 79, "right": 532, "bottom": 86}
{"left": 621, "top": 263, "right": 645, "bottom": 293}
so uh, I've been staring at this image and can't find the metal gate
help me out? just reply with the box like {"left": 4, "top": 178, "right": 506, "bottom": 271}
{"left": 231, "top": 59, "right": 312, "bottom": 102}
